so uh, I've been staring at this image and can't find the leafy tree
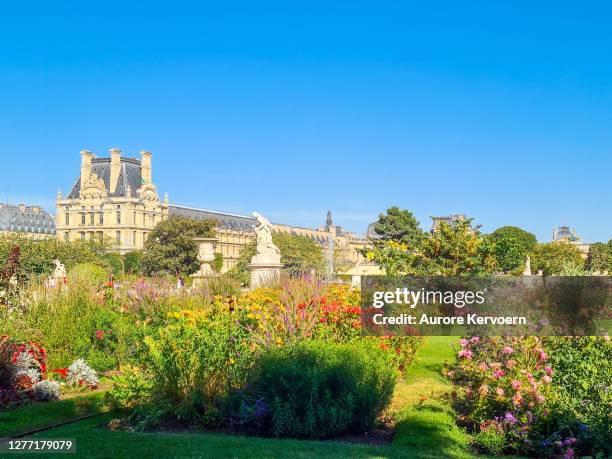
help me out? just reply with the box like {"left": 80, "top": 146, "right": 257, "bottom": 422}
{"left": 273, "top": 233, "right": 325, "bottom": 277}
{"left": 123, "top": 251, "right": 142, "bottom": 275}
{"left": 586, "top": 242, "right": 610, "bottom": 273}
{"left": 366, "top": 219, "right": 497, "bottom": 276}
{"left": 531, "top": 242, "right": 584, "bottom": 275}
{"left": 418, "top": 219, "right": 497, "bottom": 276}
{"left": 489, "top": 234, "right": 523, "bottom": 272}
{"left": 491, "top": 226, "right": 537, "bottom": 255}
{"left": 140, "top": 217, "right": 216, "bottom": 276}
{"left": 372, "top": 206, "right": 424, "bottom": 246}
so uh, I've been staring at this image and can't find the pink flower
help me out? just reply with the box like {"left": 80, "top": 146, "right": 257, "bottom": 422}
{"left": 459, "top": 338, "right": 469, "bottom": 347}
{"left": 458, "top": 349, "right": 473, "bottom": 360}
{"left": 469, "top": 336, "right": 480, "bottom": 344}
{"left": 490, "top": 362, "right": 502, "bottom": 370}
{"left": 492, "top": 370, "right": 506, "bottom": 379}
{"left": 511, "top": 380, "right": 521, "bottom": 391}
{"left": 512, "top": 392, "right": 523, "bottom": 407}
{"left": 535, "top": 393, "right": 545, "bottom": 404}
{"left": 544, "top": 366, "right": 553, "bottom": 376}
{"left": 506, "top": 359, "right": 517, "bottom": 369}
{"left": 496, "top": 387, "right": 505, "bottom": 397}
{"left": 502, "top": 346, "right": 513, "bottom": 355}
{"left": 527, "top": 372, "right": 535, "bottom": 384}
{"left": 542, "top": 375, "right": 552, "bottom": 384}
{"left": 563, "top": 447, "right": 574, "bottom": 459}
{"left": 478, "top": 362, "right": 488, "bottom": 371}
{"left": 478, "top": 384, "right": 489, "bottom": 396}
{"left": 538, "top": 350, "right": 548, "bottom": 361}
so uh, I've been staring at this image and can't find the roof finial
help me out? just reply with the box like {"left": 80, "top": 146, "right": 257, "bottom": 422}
{"left": 326, "top": 209, "right": 333, "bottom": 228}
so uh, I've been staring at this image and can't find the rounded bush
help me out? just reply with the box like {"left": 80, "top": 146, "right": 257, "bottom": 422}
{"left": 68, "top": 263, "right": 109, "bottom": 287}
{"left": 248, "top": 340, "right": 397, "bottom": 439}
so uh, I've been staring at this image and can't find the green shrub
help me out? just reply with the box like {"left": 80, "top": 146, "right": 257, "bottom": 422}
{"left": 68, "top": 263, "right": 109, "bottom": 287}
{"left": 246, "top": 340, "right": 397, "bottom": 439}
{"left": 473, "top": 423, "right": 506, "bottom": 455}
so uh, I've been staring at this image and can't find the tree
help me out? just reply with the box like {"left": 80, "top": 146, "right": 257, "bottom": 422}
{"left": 490, "top": 234, "right": 523, "bottom": 273}
{"left": 272, "top": 233, "right": 325, "bottom": 277}
{"left": 418, "top": 219, "right": 497, "bottom": 276}
{"left": 586, "top": 242, "right": 610, "bottom": 273}
{"left": 123, "top": 251, "right": 142, "bottom": 275}
{"left": 531, "top": 242, "right": 584, "bottom": 275}
{"left": 140, "top": 217, "right": 216, "bottom": 276}
{"left": 372, "top": 206, "right": 424, "bottom": 247}
{"left": 491, "top": 226, "right": 536, "bottom": 252}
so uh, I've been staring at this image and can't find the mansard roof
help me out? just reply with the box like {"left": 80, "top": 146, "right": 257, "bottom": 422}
{"left": 68, "top": 157, "right": 143, "bottom": 199}
{"left": 0, "top": 204, "right": 56, "bottom": 234}
{"left": 168, "top": 204, "right": 256, "bottom": 232}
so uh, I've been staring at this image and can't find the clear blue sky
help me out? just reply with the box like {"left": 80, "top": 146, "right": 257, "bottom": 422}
{"left": 1, "top": 1, "right": 611, "bottom": 243}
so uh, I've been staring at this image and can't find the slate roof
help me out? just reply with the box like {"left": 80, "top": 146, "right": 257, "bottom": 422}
{"left": 169, "top": 204, "right": 256, "bottom": 231}
{"left": 0, "top": 204, "right": 56, "bottom": 234}
{"left": 68, "top": 157, "right": 143, "bottom": 198}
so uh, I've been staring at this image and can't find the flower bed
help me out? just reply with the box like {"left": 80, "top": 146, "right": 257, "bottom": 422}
{"left": 447, "top": 335, "right": 611, "bottom": 457}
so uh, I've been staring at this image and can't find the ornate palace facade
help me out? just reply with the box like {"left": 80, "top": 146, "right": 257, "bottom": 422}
{"left": 57, "top": 150, "right": 369, "bottom": 271}
{"left": 0, "top": 203, "right": 56, "bottom": 240}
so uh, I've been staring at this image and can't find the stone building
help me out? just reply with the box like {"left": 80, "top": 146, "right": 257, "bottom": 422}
{"left": 57, "top": 150, "right": 370, "bottom": 271}
{"left": 0, "top": 203, "right": 56, "bottom": 240}
{"left": 56, "top": 149, "right": 169, "bottom": 254}
{"left": 552, "top": 225, "right": 591, "bottom": 258}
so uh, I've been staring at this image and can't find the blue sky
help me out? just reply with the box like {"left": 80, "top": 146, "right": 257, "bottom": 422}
{"left": 0, "top": 1, "right": 610, "bottom": 242}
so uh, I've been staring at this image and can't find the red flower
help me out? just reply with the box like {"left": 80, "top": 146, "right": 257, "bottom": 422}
{"left": 52, "top": 368, "right": 69, "bottom": 379}
{"left": 95, "top": 330, "right": 105, "bottom": 340}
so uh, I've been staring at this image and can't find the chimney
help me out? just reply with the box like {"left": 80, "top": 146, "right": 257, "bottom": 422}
{"left": 109, "top": 148, "right": 122, "bottom": 193}
{"left": 140, "top": 151, "right": 152, "bottom": 184}
{"left": 80, "top": 150, "right": 95, "bottom": 184}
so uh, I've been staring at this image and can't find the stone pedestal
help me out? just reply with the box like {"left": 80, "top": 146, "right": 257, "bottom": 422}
{"left": 248, "top": 262, "right": 284, "bottom": 289}
{"left": 191, "top": 237, "right": 218, "bottom": 288}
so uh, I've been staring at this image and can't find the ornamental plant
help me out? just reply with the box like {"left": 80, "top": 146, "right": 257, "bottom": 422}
{"left": 448, "top": 336, "right": 555, "bottom": 454}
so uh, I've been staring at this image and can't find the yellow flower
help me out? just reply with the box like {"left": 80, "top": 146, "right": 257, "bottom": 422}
{"left": 228, "top": 357, "right": 235, "bottom": 365}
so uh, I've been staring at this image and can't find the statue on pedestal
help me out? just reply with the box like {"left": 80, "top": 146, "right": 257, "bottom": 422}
{"left": 248, "top": 212, "right": 283, "bottom": 288}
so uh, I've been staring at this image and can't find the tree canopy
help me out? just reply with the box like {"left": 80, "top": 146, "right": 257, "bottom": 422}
{"left": 586, "top": 242, "right": 610, "bottom": 273}
{"left": 140, "top": 217, "right": 216, "bottom": 276}
{"left": 372, "top": 206, "right": 424, "bottom": 247}
{"left": 531, "top": 242, "right": 584, "bottom": 275}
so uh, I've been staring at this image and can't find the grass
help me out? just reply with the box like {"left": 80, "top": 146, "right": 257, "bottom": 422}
{"left": 0, "top": 337, "right": 508, "bottom": 458}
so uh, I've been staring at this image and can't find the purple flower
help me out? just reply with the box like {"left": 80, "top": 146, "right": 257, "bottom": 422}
{"left": 504, "top": 412, "right": 517, "bottom": 424}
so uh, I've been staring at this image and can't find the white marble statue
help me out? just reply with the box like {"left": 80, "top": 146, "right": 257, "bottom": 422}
{"left": 522, "top": 255, "right": 531, "bottom": 276}
{"left": 52, "top": 259, "right": 67, "bottom": 282}
{"left": 251, "top": 212, "right": 281, "bottom": 264}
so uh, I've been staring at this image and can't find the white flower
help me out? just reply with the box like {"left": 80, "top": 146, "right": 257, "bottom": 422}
{"left": 67, "top": 359, "right": 99, "bottom": 388}
{"left": 32, "top": 380, "right": 61, "bottom": 401}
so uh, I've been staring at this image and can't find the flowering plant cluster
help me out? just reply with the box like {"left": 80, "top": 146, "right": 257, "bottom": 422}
{"left": 448, "top": 335, "right": 611, "bottom": 457}
{"left": 0, "top": 335, "right": 59, "bottom": 408}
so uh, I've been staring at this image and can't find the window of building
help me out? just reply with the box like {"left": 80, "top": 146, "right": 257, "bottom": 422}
{"left": 116, "top": 231, "right": 121, "bottom": 245}
{"left": 133, "top": 231, "right": 137, "bottom": 246}
{"left": 116, "top": 210, "right": 121, "bottom": 225}
{"left": 80, "top": 231, "right": 85, "bottom": 240}
{"left": 99, "top": 211, "right": 104, "bottom": 224}
{"left": 89, "top": 212, "right": 95, "bottom": 225}
{"left": 81, "top": 212, "right": 86, "bottom": 225}
{"left": 65, "top": 212, "right": 69, "bottom": 226}
{"left": 64, "top": 232, "right": 69, "bottom": 242}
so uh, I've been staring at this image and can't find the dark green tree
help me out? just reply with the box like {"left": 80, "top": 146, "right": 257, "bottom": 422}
{"left": 490, "top": 234, "right": 523, "bottom": 272}
{"left": 123, "top": 251, "right": 143, "bottom": 275}
{"left": 531, "top": 242, "right": 584, "bottom": 275}
{"left": 140, "top": 217, "right": 216, "bottom": 276}
{"left": 491, "top": 226, "right": 537, "bottom": 254}
{"left": 372, "top": 206, "right": 424, "bottom": 247}
{"left": 586, "top": 242, "right": 610, "bottom": 273}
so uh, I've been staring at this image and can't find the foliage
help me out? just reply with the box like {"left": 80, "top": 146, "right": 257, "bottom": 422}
{"left": 140, "top": 217, "right": 216, "bottom": 276}
{"left": 272, "top": 233, "right": 325, "bottom": 277}
{"left": 66, "top": 359, "right": 99, "bottom": 389}
{"left": 212, "top": 252, "right": 224, "bottom": 273}
{"left": 123, "top": 251, "right": 143, "bottom": 275}
{"left": 531, "top": 242, "right": 584, "bottom": 275}
{"left": 448, "top": 336, "right": 611, "bottom": 457}
{"left": 586, "top": 242, "right": 610, "bottom": 273}
{"left": 489, "top": 234, "right": 523, "bottom": 273}
{"left": 491, "top": 226, "right": 537, "bottom": 255}
{"left": 244, "top": 340, "right": 397, "bottom": 439}
{"left": 371, "top": 206, "right": 424, "bottom": 246}
{"left": 68, "top": 263, "right": 109, "bottom": 287}
{"left": 0, "top": 234, "right": 109, "bottom": 278}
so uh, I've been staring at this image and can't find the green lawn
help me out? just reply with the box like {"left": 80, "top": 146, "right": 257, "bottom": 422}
{"left": 0, "top": 337, "right": 500, "bottom": 459}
